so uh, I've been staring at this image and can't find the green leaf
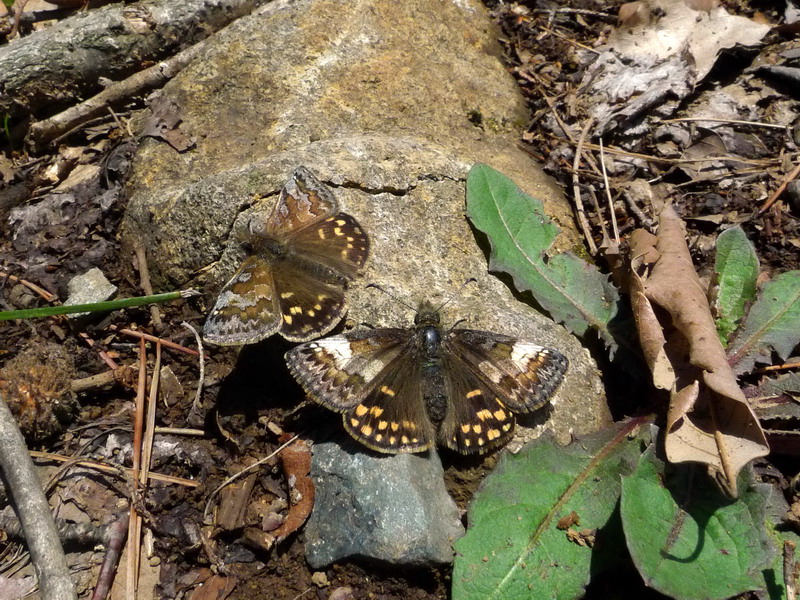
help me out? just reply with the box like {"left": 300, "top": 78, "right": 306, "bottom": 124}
{"left": 621, "top": 446, "right": 775, "bottom": 600}
{"left": 466, "top": 164, "right": 620, "bottom": 351}
{"left": 452, "top": 418, "right": 649, "bottom": 600}
{"left": 714, "top": 226, "right": 759, "bottom": 344}
{"left": 726, "top": 270, "right": 800, "bottom": 374}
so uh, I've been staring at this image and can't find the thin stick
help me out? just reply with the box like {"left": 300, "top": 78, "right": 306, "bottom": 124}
{"left": 181, "top": 322, "right": 206, "bottom": 419}
{"left": 78, "top": 332, "right": 120, "bottom": 371}
{"left": 113, "top": 327, "right": 199, "bottom": 357}
{"left": 90, "top": 511, "right": 130, "bottom": 600}
{"left": 133, "top": 243, "right": 162, "bottom": 329}
{"left": 140, "top": 342, "right": 161, "bottom": 487}
{"left": 759, "top": 161, "right": 800, "bottom": 215}
{"left": 661, "top": 117, "right": 789, "bottom": 130}
{"left": 599, "top": 137, "right": 620, "bottom": 244}
{"left": 0, "top": 272, "right": 57, "bottom": 302}
{"left": 785, "top": 540, "right": 797, "bottom": 600}
{"left": 29, "top": 450, "right": 198, "bottom": 488}
{"left": 0, "top": 392, "right": 77, "bottom": 600}
{"left": 152, "top": 427, "right": 205, "bottom": 437}
{"left": 28, "top": 24, "right": 211, "bottom": 148}
{"left": 572, "top": 119, "right": 598, "bottom": 254}
{"left": 753, "top": 361, "right": 800, "bottom": 374}
{"left": 126, "top": 339, "right": 147, "bottom": 599}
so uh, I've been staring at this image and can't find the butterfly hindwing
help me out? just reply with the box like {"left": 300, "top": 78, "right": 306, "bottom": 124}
{"left": 271, "top": 262, "right": 348, "bottom": 342}
{"left": 342, "top": 348, "right": 435, "bottom": 453}
{"left": 438, "top": 352, "right": 517, "bottom": 453}
{"left": 445, "top": 330, "right": 568, "bottom": 413}
{"left": 203, "top": 256, "right": 280, "bottom": 345}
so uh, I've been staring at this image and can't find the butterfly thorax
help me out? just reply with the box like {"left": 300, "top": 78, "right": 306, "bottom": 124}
{"left": 415, "top": 312, "right": 448, "bottom": 424}
{"left": 256, "top": 236, "right": 287, "bottom": 260}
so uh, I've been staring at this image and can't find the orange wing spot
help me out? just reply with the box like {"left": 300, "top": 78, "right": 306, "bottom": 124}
{"left": 334, "top": 227, "right": 343, "bottom": 236}
{"left": 283, "top": 315, "right": 293, "bottom": 325}
{"left": 487, "top": 429, "right": 500, "bottom": 440}
{"left": 389, "top": 436, "right": 397, "bottom": 445}
{"left": 460, "top": 424, "right": 471, "bottom": 434}
{"left": 290, "top": 306, "right": 302, "bottom": 315}
{"left": 280, "top": 292, "right": 294, "bottom": 299}
{"left": 502, "top": 423, "right": 512, "bottom": 431}
{"left": 464, "top": 439, "right": 472, "bottom": 447}
{"left": 361, "top": 425, "right": 373, "bottom": 436}
{"left": 477, "top": 438, "right": 485, "bottom": 446}
{"left": 307, "top": 310, "right": 316, "bottom": 317}
{"left": 318, "top": 229, "right": 326, "bottom": 239}
{"left": 494, "top": 409, "right": 507, "bottom": 421}
{"left": 472, "top": 424, "right": 482, "bottom": 434}
{"left": 335, "top": 219, "right": 347, "bottom": 226}
{"left": 350, "top": 418, "right": 359, "bottom": 427}
{"left": 375, "top": 434, "right": 383, "bottom": 442}
{"left": 411, "top": 437, "right": 418, "bottom": 443}
{"left": 355, "top": 404, "right": 368, "bottom": 416}
{"left": 402, "top": 420, "right": 416, "bottom": 431}
{"left": 401, "top": 435, "right": 409, "bottom": 444}
{"left": 380, "top": 386, "right": 395, "bottom": 397}
{"left": 391, "top": 422, "right": 400, "bottom": 432}
{"left": 466, "top": 389, "right": 482, "bottom": 399}
{"left": 476, "top": 409, "right": 492, "bottom": 421}
{"left": 346, "top": 236, "right": 354, "bottom": 242}
{"left": 314, "top": 304, "right": 323, "bottom": 310}
{"left": 378, "top": 420, "right": 388, "bottom": 430}
{"left": 369, "top": 406, "right": 384, "bottom": 417}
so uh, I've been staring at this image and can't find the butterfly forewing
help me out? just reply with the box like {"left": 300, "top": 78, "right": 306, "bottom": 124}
{"left": 289, "top": 213, "right": 370, "bottom": 278}
{"left": 445, "top": 330, "right": 568, "bottom": 413}
{"left": 342, "top": 349, "right": 435, "bottom": 453}
{"left": 286, "top": 329, "right": 410, "bottom": 412}
{"left": 266, "top": 166, "right": 339, "bottom": 237}
{"left": 203, "top": 256, "right": 280, "bottom": 345}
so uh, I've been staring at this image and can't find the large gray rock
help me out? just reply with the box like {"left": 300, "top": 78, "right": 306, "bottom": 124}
{"left": 305, "top": 434, "right": 464, "bottom": 568}
{"left": 120, "top": 0, "right": 613, "bottom": 567}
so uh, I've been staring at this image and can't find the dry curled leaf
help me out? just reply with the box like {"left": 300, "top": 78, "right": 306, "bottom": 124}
{"left": 271, "top": 437, "right": 314, "bottom": 539}
{"left": 629, "top": 206, "right": 769, "bottom": 496}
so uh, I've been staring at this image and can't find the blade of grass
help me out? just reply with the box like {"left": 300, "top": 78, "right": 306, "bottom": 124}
{"left": 0, "top": 289, "right": 198, "bottom": 321}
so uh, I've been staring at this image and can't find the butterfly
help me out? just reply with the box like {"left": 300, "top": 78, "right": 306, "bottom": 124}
{"left": 203, "top": 167, "right": 370, "bottom": 345}
{"left": 285, "top": 301, "right": 568, "bottom": 454}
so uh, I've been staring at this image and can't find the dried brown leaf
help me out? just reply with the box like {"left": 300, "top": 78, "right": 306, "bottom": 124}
{"left": 271, "top": 438, "right": 314, "bottom": 539}
{"left": 630, "top": 206, "right": 769, "bottom": 496}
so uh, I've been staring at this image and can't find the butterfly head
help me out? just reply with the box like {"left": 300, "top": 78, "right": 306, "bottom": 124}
{"left": 413, "top": 300, "right": 442, "bottom": 328}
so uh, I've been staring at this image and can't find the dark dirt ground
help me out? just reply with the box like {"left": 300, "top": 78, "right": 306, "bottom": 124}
{"left": 1, "top": 1, "right": 799, "bottom": 599}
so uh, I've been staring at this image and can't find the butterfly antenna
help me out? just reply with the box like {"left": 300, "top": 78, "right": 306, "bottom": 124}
{"left": 433, "top": 277, "right": 477, "bottom": 313}
{"left": 366, "top": 283, "right": 416, "bottom": 312}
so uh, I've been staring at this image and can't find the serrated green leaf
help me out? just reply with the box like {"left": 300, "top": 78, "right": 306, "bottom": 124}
{"left": 621, "top": 446, "right": 775, "bottom": 600}
{"left": 452, "top": 418, "right": 649, "bottom": 600}
{"left": 466, "top": 164, "right": 620, "bottom": 350}
{"left": 714, "top": 226, "right": 759, "bottom": 344}
{"left": 727, "top": 271, "right": 800, "bottom": 375}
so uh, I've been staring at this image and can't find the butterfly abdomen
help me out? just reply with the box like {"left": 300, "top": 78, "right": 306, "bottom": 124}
{"left": 419, "top": 325, "right": 448, "bottom": 424}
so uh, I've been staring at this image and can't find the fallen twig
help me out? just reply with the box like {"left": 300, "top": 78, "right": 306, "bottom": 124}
{"left": 759, "top": 161, "right": 800, "bottom": 215}
{"left": 0, "top": 392, "right": 77, "bottom": 600}
{"left": 90, "top": 511, "right": 130, "bottom": 600}
{"left": 112, "top": 327, "right": 200, "bottom": 357}
{"left": 29, "top": 450, "right": 199, "bottom": 488}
